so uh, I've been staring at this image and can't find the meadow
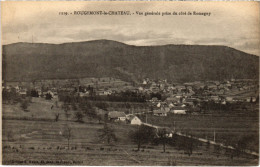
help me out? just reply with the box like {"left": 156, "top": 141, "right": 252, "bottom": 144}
{"left": 141, "top": 108, "right": 259, "bottom": 153}
{"left": 2, "top": 97, "right": 259, "bottom": 165}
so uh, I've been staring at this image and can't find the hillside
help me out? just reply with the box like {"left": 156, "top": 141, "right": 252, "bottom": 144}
{"left": 2, "top": 40, "right": 259, "bottom": 83}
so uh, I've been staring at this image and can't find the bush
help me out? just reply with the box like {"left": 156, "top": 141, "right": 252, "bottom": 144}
{"left": 75, "top": 111, "right": 84, "bottom": 122}
{"left": 20, "top": 100, "right": 29, "bottom": 111}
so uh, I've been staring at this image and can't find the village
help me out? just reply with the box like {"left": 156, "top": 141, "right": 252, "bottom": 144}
{"left": 2, "top": 76, "right": 259, "bottom": 131}
{"left": 3, "top": 77, "right": 259, "bottom": 116}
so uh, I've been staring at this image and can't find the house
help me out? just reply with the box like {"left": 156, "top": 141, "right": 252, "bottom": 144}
{"left": 151, "top": 97, "right": 159, "bottom": 102}
{"left": 193, "top": 82, "right": 205, "bottom": 89}
{"left": 184, "top": 98, "right": 196, "bottom": 106}
{"left": 175, "top": 85, "right": 186, "bottom": 91}
{"left": 19, "top": 89, "right": 27, "bottom": 96}
{"left": 156, "top": 127, "right": 173, "bottom": 138}
{"left": 175, "top": 93, "right": 183, "bottom": 99}
{"left": 153, "top": 109, "right": 167, "bottom": 116}
{"left": 226, "top": 97, "right": 233, "bottom": 102}
{"left": 208, "top": 84, "right": 218, "bottom": 90}
{"left": 79, "top": 91, "right": 89, "bottom": 97}
{"left": 138, "top": 87, "right": 144, "bottom": 92}
{"left": 126, "top": 115, "right": 142, "bottom": 125}
{"left": 251, "top": 97, "right": 257, "bottom": 102}
{"left": 166, "top": 96, "right": 180, "bottom": 103}
{"left": 163, "top": 107, "right": 171, "bottom": 113}
{"left": 171, "top": 107, "right": 186, "bottom": 114}
{"left": 210, "top": 95, "right": 220, "bottom": 102}
{"left": 168, "top": 102, "right": 174, "bottom": 108}
{"left": 221, "top": 100, "right": 226, "bottom": 105}
{"left": 103, "top": 90, "right": 112, "bottom": 95}
{"left": 246, "top": 97, "right": 256, "bottom": 102}
{"left": 47, "top": 90, "right": 55, "bottom": 97}
{"left": 108, "top": 111, "right": 126, "bottom": 122}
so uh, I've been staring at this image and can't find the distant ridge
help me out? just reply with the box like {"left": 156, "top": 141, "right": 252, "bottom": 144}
{"left": 2, "top": 40, "right": 259, "bottom": 83}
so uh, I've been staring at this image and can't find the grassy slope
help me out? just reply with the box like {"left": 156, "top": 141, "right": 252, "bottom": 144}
{"left": 2, "top": 98, "right": 259, "bottom": 165}
{"left": 140, "top": 109, "right": 259, "bottom": 152}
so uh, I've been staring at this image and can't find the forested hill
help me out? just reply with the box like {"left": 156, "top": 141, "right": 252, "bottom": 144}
{"left": 2, "top": 40, "right": 259, "bottom": 83}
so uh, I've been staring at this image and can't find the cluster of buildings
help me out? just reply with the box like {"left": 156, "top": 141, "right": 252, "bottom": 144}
{"left": 95, "top": 78, "right": 258, "bottom": 128}
{"left": 141, "top": 78, "right": 258, "bottom": 115}
{"left": 2, "top": 77, "right": 133, "bottom": 98}
{"left": 3, "top": 77, "right": 259, "bottom": 130}
{"left": 3, "top": 77, "right": 258, "bottom": 110}
{"left": 107, "top": 111, "right": 142, "bottom": 125}
{"left": 2, "top": 80, "right": 58, "bottom": 99}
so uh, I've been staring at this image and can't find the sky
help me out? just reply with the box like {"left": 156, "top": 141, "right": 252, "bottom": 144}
{"left": 1, "top": 1, "right": 260, "bottom": 56}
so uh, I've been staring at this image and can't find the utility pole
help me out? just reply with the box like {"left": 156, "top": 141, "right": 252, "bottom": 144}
{"left": 174, "top": 121, "right": 176, "bottom": 132}
{"left": 213, "top": 129, "right": 216, "bottom": 142}
{"left": 145, "top": 112, "right": 147, "bottom": 123}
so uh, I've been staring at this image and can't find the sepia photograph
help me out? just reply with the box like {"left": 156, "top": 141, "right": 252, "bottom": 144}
{"left": 1, "top": 1, "right": 259, "bottom": 166}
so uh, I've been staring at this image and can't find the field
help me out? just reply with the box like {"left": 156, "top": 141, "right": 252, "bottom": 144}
{"left": 2, "top": 97, "right": 259, "bottom": 165}
{"left": 140, "top": 108, "right": 259, "bottom": 153}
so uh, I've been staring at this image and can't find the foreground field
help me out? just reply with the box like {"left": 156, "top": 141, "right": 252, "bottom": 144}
{"left": 2, "top": 119, "right": 258, "bottom": 166}
{"left": 2, "top": 98, "right": 259, "bottom": 165}
{"left": 140, "top": 108, "right": 259, "bottom": 153}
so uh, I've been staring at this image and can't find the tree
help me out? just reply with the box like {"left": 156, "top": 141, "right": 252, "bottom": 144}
{"left": 31, "top": 89, "right": 39, "bottom": 97}
{"left": 54, "top": 113, "right": 60, "bottom": 122}
{"left": 63, "top": 104, "right": 70, "bottom": 121}
{"left": 96, "top": 102, "right": 109, "bottom": 110}
{"left": 85, "top": 107, "right": 97, "bottom": 119}
{"left": 75, "top": 111, "right": 84, "bottom": 123}
{"left": 55, "top": 101, "right": 59, "bottom": 108}
{"left": 7, "top": 130, "right": 14, "bottom": 142}
{"left": 71, "top": 101, "right": 78, "bottom": 110}
{"left": 45, "top": 93, "right": 52, "bottom": 100}
{"left": 130, "top": 125, "right": 156, "bottom": 151}
{"left": 214, "top": 144, "right": 221, "bottom": 157}
{"left": 51, "top": 103, "right": 60, "bottom": 122}
{"left": 237, "top": 136, "right": 249, "bottom": 153}
{"left": 167, "top": 156, "right": 177, "bottom": 166}
{"left": 206, "top": 139, "right": 210, "bottom": 150}
{"left": 249, "top": 97, "right": 253, "bottom": 103}
{"left": 96, "top": 114, "right": 102, "bottom": 124}
{"left": 158, "top": 128, "right": 167, "bottom": 153}
{"left": 99, "top": 123, "right": 117, "bottom": 144}
{"left": 193, "top": 100, "right": 199, "bottom": 107}
{"left": 104, "top": 113, "right": 109, "bottom": 123}
{"left": 256, "top": 95, "right": 259, "bottom": 104}
{"left": 62, "top": 125, "right": 72, "bottom": 149}
{"left": 20, "top": 100, "right": 29, "bottom": 111}
{"left": 185, "top": 137, "right": 194, "bottom": 156}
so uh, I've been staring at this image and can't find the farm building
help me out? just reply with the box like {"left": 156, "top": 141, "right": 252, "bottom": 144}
{"left": 184, "top": 98, "right": 197, "bottom": 106}
{"left": 162, "top": 107, "right": 170, "bottom": 113}
{"left": 108, "top": 111, "right": 126, "bottom": 122}
{"left": 153, "top": 109, "right": 167, "bottom": 116}
{"left": 151, "top": 97, "right": 159, "bottom": 102}
{"left": 226, "top": 96, "right": 233, "bottom": 102}
{"left": 166, "top": 96, "right": 180, "bottom": 103}
{"left": 19, "top": 89, "right": 27, "bottom": 96}
{"left": 210, "top": 95, "right": 220, "bottom": 102}
{"left": 156, "top": 127, "right": 173, "bottom": 138}
{"left": 170, "top": 107, "right": 186, "bottom": 114}
{"left": 168, "top": 102, "right": 174, "bottom": 108}
{"left": 126, "top": 115, "right": 142, "bottom": 125}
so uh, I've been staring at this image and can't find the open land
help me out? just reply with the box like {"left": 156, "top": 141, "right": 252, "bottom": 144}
{"left": 2, "top": 97, "right": 259, "bottom": 165}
